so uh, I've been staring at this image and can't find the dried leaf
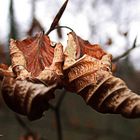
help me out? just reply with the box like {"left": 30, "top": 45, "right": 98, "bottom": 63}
{"left": 0, "top": 64, "right": 15, "bottom": 80}
{"left": 63, "top": 33, "right": 140, "bottom": 118}
{"left": 70, "top": 32, "right": 107, "bottom": 59}
{"left": 1, "top": 33, "right": 64, "bottom": 120}
{"left": 1, "top": 27, "right": 139, "bottom": 121}
{"left": 10, "top": 32, "right": 54, "bottom": 77}
{"left": 0, "top": 63, "right": 9, "bottom": 70}
{"left": 2, "top": 76, "right": 56, "bottom": 120}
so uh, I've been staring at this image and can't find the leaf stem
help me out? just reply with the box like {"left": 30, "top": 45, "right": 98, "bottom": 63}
{"left": 46, "top": 26, "right": 74, "bottom": 35}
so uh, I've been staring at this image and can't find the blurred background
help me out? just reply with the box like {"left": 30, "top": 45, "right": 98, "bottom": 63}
{"left": 0, "top": 0, "right": 140, "bottom": 140}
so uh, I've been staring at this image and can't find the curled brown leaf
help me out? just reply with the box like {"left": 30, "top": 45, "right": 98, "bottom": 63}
{"left": 63, "top": 32, "right": 140, "bottom": 118}
{"left": 1, "top": 32, "right": 64, "bottom": 120}
{"left": 11, "top": 32, "right": 54, "bottom": 77}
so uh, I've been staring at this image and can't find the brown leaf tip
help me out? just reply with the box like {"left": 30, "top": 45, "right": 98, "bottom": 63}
{"left": 70, "top": 32, "right": 107, "bottom": 60}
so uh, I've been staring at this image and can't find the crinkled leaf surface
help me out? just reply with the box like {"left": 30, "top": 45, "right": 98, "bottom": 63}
{"left": 71, "top": 32, "right": 106, "bottom": 60}
{"left": 13, "top": 33, "right": 54, "bottom": 77}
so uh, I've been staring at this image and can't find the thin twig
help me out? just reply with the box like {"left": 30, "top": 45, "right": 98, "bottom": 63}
{"left": 46, "top": 0, "right": 69, "bottom": 35}
{"left": 47, "top": 26, "right": 74, "bottom": 35}
{"left": 49, "top": 89, "right": 66, "bottom": 140}
{"left": 56, "top": 89, "right": 66, "bottom": 108}
{"left": 54, "top": 90, "right": 66, "bottom": 140}
{"left": 48, "top": 105, "right": 63, "bottom": 140}
{"left": 15, "top": 114, "right": 33, "bottom": 133}
{"left": 49, "top": 89, "right": 66, "bottom": 109}
{"left": 15, "top": 114, "right": 47, "bottom": 140}
{"left": 113, "top": 37, "right": 139, "bottom": 62}
{"left": 55, "top": 109, "right": 62, "bottom": 140}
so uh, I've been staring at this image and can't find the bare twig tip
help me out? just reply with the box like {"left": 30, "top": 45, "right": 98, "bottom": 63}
{"left": 113, "top": 36, "right": 139, "bottom": 62}
{"left": 46, "top": 0, "right": 69, "bottom": 35}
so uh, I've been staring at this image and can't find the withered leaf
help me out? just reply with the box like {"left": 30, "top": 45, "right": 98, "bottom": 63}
{"left": 11, "top": 32, "right": 54, "bottom": 77}
{"left": 2, "top": 76, "right": 56, "bottom": 120}
{"left": 0, "top": 64, "right": 15, "bottom": 79}
{"left": 1, "top": 34, "right": 64, "bottom": 120}
{"left": 1, "top": 26, "right": 140, "bottom": 121}
{"left": 70, "top": 32, "right": 107, "bottom": 60}
{"left": 63, "top": 32, "right": 140, "bottom": 118}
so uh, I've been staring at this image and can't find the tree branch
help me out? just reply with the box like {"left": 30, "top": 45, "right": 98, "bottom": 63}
{"left": 46, "top": 0, "right": 69, "bottom": 35}
{"left": 15, "top": 114, "right": 47, "bottom": 140}
{"left": 55, "top": 108, "right": 62, "bottom": 140}
{"left": 49, "top": 89, "right": 66, "bottom": 140}
{"left": 15, "top": 114, "right": 32, "bottom": 133}
{"left": 113, "top": 37, "right": 139, "bottom": 62}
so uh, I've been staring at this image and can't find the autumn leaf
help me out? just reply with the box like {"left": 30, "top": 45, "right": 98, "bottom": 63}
{"left": 10, "top": 32, "right": 54, "bottom": 77}
{"left": 2, "top": 76, "right": 56, "bottom": 120}
{"left": 70, "top": 32, "right": 107, "bottom": 60}
{"left": 63, "top": 32, "right": 140, "bottom": 119}
{"left": 1, "top": 32, "right": 64, "bottom": 120}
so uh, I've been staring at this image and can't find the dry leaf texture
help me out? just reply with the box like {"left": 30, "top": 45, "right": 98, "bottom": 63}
{"left": 1, "top": 30, "right": 140, "bottom": 120}
{"left": 1, "top": 32, "right": 64, "bottom": 120}
{"left": 63, "top": 32, "right": 140, "bottom": 118}
{"left": 2, "top": 76, "right": 56, "bottom": 120}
